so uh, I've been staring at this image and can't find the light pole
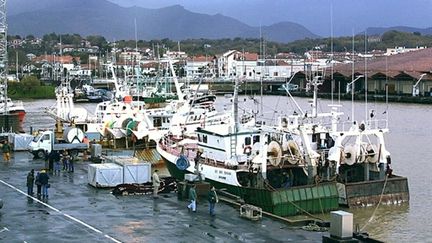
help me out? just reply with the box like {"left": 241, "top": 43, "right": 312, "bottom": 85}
{"left": 347, "top": 75, "right": 364, "bottom": 122}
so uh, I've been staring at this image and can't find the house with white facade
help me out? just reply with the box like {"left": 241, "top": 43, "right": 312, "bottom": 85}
{"left": 185, "top": 56, "right": 211, "bottom": 78}
{"left": 216, "top": 50, "right": 302, "bottom": 80}
{"left": 217, "top": 50, "right": 237, "bottom": 78}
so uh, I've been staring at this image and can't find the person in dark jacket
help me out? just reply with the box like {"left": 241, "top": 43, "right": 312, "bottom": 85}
{"left": 39, "top": 169, "right": 50, "bottom": 198}
{"left": 26, "top": 169, "right": 35, "bottom": 195}
{"left": 35, "top": 172, "right": 42, "bottom": 196}
{"left": 208, "top": 186, "right": 219, "bottom": 216}
{"left": 53, "top": 150, "right": 61, "bottom": 175}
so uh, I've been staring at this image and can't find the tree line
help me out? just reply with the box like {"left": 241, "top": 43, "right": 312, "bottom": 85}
{"left": 8, "top": 30, "right": 432, "bottom": 65}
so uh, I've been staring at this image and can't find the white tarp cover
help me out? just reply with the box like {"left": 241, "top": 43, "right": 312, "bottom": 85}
{"left": 88, "top": 163, "right": 123, "bottom": 187}
{"left": 13, "top": 133, "right": 34, "bottom": 151}
{"left": 105, "top": 156, "right": 152, "bottom": 184}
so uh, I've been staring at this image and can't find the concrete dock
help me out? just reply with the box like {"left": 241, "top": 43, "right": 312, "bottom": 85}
{"left": 0, "top": 152, "right": 325, "bottom": 242}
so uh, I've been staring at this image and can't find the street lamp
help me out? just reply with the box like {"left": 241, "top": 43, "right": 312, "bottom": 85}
{"left": 347, "top": 75, "right": 364, "bottom": 122}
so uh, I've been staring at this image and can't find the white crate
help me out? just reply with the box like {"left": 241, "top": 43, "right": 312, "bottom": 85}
{"left": 91, "top": 144, "right": 102, "bottom": 158}
{"left": 330, "top": 210, "right": 353, "bottom": 239}
{"left": 107, "top": 156, "right": 152, "bottom": 184}
{"left": 88, "top": 163, "right": 123, "bottom": 187}
{"left": 119, "top": 161, "right": 151, "bottom": 184}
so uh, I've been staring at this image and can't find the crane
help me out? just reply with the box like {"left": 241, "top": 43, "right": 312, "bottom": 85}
{"left": 412, "top": 73, "right": 426, "bottom": 97}
{"left": 0, "top": 0, "right": 8, "bottom": 115}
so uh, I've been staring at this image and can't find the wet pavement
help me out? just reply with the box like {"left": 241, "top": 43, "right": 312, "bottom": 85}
{"left": 0, "top": 151, "right": 325, "bottom": 243}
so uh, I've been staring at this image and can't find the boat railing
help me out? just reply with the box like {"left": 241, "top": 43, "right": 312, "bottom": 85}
{"left": 337, "top": 118, "right": 388, "bottom": 132}
{"left": 11, "top": 100, "right": 24, "bottom": 108}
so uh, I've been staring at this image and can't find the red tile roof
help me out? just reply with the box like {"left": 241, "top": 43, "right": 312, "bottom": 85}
{"left": 333, "top": 48, "right": 432, "bottom": 79}
{"left": 34, "top": 55, "right": 80, "bottom": 64}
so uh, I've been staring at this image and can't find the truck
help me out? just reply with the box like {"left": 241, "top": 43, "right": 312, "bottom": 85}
{"left": 28, "top": 130, "right": 89, "bottom": 159}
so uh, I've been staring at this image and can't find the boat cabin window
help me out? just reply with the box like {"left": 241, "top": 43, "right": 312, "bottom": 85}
{"left": 153, "top": 117, "right": 162, "bottom": 128}
{"left": 198, "top": 134, "right": 202, "bottom": 142}
{"left": 253, "top": 135, "right": 260, "bottom": 144}
{"left": 245, "top": 137, "right": 252, "bottom": 146}
{"left": 203, "top": 135, "right": 208, "bottom": 143}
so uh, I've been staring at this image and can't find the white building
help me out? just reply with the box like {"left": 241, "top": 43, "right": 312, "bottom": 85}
{"left": 216, "top": 50, "right": 302, "bottom": 80}
{"left": 185, "top": 56, "right": 211, "bottom": 78}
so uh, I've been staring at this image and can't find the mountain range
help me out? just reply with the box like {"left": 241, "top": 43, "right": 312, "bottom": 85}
{"left": 7, "top": 0, "right": 318, "bottom": 43}
{"left": 7, "top": 0, "right": 432, "bottom": 43}
{"left": 365, "top": 26, "right": 432, "bottom": 36}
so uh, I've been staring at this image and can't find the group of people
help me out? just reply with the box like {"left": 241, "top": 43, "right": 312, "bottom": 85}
{"left": 26, "top": 169, "right": 50, "bottom": 198}
{"left": 46, "top": 149, "right": 74, "bottom": 175}
{"left": 152, "top": 170, "right": 219, "bottom": 216}
{"left": 187, "top": 184, "right": 219, "bottom": 216}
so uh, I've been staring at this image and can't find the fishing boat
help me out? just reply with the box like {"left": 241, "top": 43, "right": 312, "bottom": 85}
{"left": 156, "top": 79, "right": 340, "bottom": 217}
{"left": 0, "top": 96, "right": 26, "bottom": 132}
{"left": 156, "top": 73, "right": 409, "bottom": 217}
{"left": 98, "top": 59, "right": 231, "bottom": 142}
{"left": 45, "top": 77, "right": 89, "bottom": 124}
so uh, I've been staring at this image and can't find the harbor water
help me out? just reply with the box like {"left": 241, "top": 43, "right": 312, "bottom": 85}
{"left": 21, "top": 96, "right": 432, "bottom": 242}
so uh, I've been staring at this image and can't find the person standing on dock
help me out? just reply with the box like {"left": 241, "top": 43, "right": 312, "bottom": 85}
{"left": 82, "top": 136, "right": 89, "bottom": 161}
{"left": 35, "top": 171, "right": 41, "bottom": 197}
{"left": 208, "top": 186, "right": 219, "bottom": 216}
{"left": 2, "top": 140, "right": 11, "bottom": 162}
{"left": 39, "top": 169, "right": 50, "bottom": 198}
{"left": 53, "top": 151, "right": 61, "bottom": 176}
{"left": 62, "top": 150, "right": 69, "bottom": 171}
{"left": 152, "top": 169, "right": 160, "bottom": 198}
{"left": 187, "top": 184, "right": 197, "bottom": 212}
{"left": 26, "top": 169, "right": 35, "bottom": 195}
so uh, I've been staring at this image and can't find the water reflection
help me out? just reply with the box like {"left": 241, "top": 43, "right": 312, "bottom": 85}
{"left": 349, "top": 204, "right": 409, "bottom": 241}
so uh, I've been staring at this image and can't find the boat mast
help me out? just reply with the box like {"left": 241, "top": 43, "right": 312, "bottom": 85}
{"left": 330, "top": 2, "right": 334, "bottom": 104}
{"left": 364, "top": 31, "right": 368, "bottom": 124}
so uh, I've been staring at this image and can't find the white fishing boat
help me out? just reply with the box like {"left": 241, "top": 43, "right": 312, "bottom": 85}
{"left": 156, "top": 72, "right": 409, "bottom": 216}
{"left": 45, "top": 77, "right": 89, "bottom": 124}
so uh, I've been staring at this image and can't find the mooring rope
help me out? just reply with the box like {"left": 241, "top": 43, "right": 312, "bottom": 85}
{"left": 360, "top": 175, "right": 389, "bottom": 232}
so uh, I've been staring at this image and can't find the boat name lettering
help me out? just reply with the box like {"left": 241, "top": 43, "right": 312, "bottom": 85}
{"left": 215, "top": 170, "right": 231, "bottom": 176}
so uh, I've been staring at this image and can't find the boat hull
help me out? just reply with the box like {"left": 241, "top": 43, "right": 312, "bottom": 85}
{"left": 341, "top": 176, "right": 409, "bottom": 207}
{"left": 0, "top": 112, "right": 25, "bottom": 132}
{"left": 160, "top": 148, "right": 339, "bottom": 217}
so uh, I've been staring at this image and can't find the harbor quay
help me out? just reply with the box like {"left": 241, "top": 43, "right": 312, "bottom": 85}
{"left": 0, "top": 151, "right": 326, "bottom": 242}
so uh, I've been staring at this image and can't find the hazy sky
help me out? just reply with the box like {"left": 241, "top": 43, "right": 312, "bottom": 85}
{"left": 108, "top": 0, "right": 432, "bottom": 36}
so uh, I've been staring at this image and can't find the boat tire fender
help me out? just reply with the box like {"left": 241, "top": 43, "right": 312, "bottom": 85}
{"left": 176, "top": 155, "right": 190, "bottom": 171}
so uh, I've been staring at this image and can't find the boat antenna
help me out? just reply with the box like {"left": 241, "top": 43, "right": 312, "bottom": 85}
{"left": 351, "top": 29, "right": 355, "bottom": 122}
{"left": 330, "top": 2, "right": 334, "bottom": 104}
{"left": 233, "top": 77, "right": 240, "bottom": 133}
{"left": 364, "top": 30, "right": 368, "bottom": 124}
{"left": 283, "top": 72, "right": 304, "bottom": 116}
{"left": 259, "top": 24, "right": 264, "bottom": 117}
{"left": 134, "top": 18, "right": 138, "bottom": 53}
{"left": 385, "top": 55, "right": 388, "bottom": 122}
